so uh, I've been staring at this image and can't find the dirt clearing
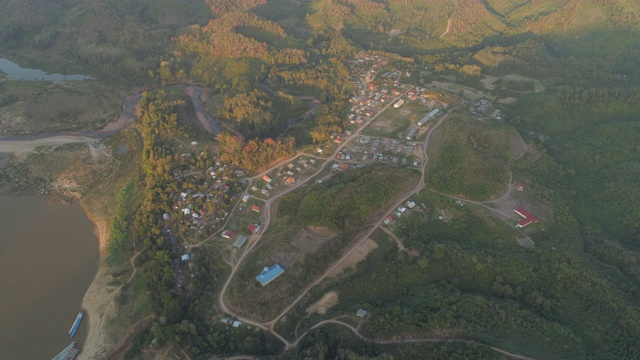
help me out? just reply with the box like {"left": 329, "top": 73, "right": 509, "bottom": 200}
{"left": 306, "top": 291, "right": 339, "bottom": 315}
{"left": 511, "top": 135, "right": 527, "bottom": 159}
{"left": 328, "top": 238, "right": 378, "bottom": 278}
{"left": 481, "top": 74, "right": 545, "bottom": 92}
{"left": 292, "top": 227, "right": 336, "bottom": 254}
{"left": 427, "top": 81, "right": 490, "bottom": 101}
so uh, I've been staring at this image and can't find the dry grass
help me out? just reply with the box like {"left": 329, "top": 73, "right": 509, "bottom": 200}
{"left": 292, "top": 226, "right": 336, "bottom": 254}
{"left": 305, "top": 291, "right": 339, "bottom": 315}
{"left": 328, "top": 238, "right": 378, "bottom": 278}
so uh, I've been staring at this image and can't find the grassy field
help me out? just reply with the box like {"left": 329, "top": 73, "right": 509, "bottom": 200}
{"left": 361, "top": 102, "right": 429, "bottom": 138}
{"left": 0, "top": 79, "right": 126, "bottom": 135}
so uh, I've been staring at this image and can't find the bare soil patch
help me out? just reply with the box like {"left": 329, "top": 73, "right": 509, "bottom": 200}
{"left": 481, "top": 74, "right": 545, "bottom": 93}
{"left": 78, "top": 210, "right": 115, "bottom": 360}
{"left": 306, "top": 291, "right": 339, "bottom": 315}
{"left": 511, "top": 135, "right": 527, "bottom": 159}
{"left": 273, "top": 251, "right": 297, "bottom": 269}
{"left": 485, "top": 195, "right": 522, "bottom": 222}
{"left": 517, "top": 236, "right": 535, "bottom": 248}
{"left": 292, "top": 226, "right": 336, "bottom": 254}
{"left": 328, "top": 238, "right": 378, "bottom": 278}
{"left": 498, "top": 97, "right": 518, "bottom": 104}
{"left": 368, "top": 118, "right": 394, "bottom": 134}
{"left": 428, "top": 81, "right": 490, "bottom": 101}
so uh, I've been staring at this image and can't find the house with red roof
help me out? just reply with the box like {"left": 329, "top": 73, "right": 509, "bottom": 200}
{"left": 514, "top": 207, "right": 539, "bottom": 228}
{"left": 247, "top": 223, "right": 262, "bottom": 234}
{"left": 251, "top": 205, "right": 261, "bottom": 212}
{"left": 222, "top": 230, "right": 235, "bottom": 239}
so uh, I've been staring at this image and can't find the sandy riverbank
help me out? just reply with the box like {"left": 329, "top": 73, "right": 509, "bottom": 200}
{"left": 78, "top": 203, "right": 116, "bottom": 360}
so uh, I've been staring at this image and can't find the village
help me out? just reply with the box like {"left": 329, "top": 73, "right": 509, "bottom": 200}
{"left": 159, "top": 51, "right": 544, "bottom": 334}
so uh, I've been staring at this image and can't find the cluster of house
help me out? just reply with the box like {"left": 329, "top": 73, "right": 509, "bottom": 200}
{"left": 220, "top": 317, "right": 243, "bottom": 328}
{"left": 221, "top": 222, "right": 262, "bottom": 245}
{"left": 340, "top": 136, "right": 419, "bottom": 167}
{"left": 385, "top": 200, "right": 417, "bottom": 224}
{"left": 165, "top": 157, "right": 237, "bottom": 234}
{"left": 404, "top": 88, "right": 444, "bottom": 106}
{"left": 251, "top": 157, "right": 316, "bottom": 196}
{"left": 471, "top": 99, "right": 501, "bottom": 119}
{"left": 346, "top": 53, "right": 411, "bottom": 126}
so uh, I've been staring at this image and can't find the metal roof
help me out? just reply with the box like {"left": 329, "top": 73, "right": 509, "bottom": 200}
{"left": 233, "top": 236, "right": 249, "bottom": 249}
{"left": 256, "top": 264, "right": 285, "bottom": 286}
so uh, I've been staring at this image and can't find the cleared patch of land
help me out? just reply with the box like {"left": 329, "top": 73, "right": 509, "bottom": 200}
{"left": 427, "top": 81, "right": 490, "bottom": 101}
{"left": 481, "top": 74, "right": 545, "bottom": 93}
{"left": 306, "top": 291, "right": 339, "bottom": 315}
{"left": 362, "top": 102, "right": 428, "bottom": 138}
{"left": 293, "top": 227, "right": 336, "bottom": 254}
{"left": 328, "top": 238, "right": 378, "bottom": 278}
{"left": 0, "top": 81, "right": 124, "bottom": 136}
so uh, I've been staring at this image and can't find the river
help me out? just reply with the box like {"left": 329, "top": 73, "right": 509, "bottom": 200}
{"left": 0, "top": 58, "right": 94, "bottom": 81}
{"left": 0, "top": 196, "right": 98, "bottom": 359}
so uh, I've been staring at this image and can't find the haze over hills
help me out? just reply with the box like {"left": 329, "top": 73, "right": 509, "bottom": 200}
{"left": 1, "top": 1, "right": 639, "bottom": 359}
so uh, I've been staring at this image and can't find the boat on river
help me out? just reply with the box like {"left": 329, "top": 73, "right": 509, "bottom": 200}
{"left": 68, "top": 312, "right": 83, "bottom": 337}
{"left": 52, "top": 342, "right": 79, "bottom": 360}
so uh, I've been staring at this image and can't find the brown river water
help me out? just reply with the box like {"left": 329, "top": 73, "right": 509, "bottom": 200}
{"left": 0, "top": 196, "right": 98, "bottom": 359}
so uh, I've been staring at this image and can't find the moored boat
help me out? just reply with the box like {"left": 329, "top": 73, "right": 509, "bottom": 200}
{"left": 68, "top": 312, "right": 83, "bottom": 337}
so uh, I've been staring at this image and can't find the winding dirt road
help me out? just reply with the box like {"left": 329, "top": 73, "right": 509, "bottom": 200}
{"left": 0, "top": 83, "right": 219, "bottom": 156}
{"left": 295, "top": 318, "right": 536, "bottom": 360}
{"left": 213, "top": 95, "right": 534, "bottom": 359}
{"left": 214, "top": 95, "right": 462, "bottom": 354}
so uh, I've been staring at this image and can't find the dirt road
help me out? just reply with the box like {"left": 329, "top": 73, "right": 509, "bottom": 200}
{"left": 295, "top": 318, "right": 536, "bottom": 360}
{"left": 214, "top": 98, "right": 451, "bottom": 354}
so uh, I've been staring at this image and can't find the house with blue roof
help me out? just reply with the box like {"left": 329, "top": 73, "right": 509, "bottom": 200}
{"left": 256, "top": 264, "right": 285, "bottom": 286}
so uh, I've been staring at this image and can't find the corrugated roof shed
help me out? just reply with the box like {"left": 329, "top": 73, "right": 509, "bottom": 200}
{"left": 233, "top": 236, "right": 249, "bottom": 249}
{"left": 256, "top": 264, "right": 285, "bottom": 286}
{"left": 406, "top": 127, "right": 417, "bottom": 140}
{"left": 418, "top": 109, "right": 440, "bottom": 126}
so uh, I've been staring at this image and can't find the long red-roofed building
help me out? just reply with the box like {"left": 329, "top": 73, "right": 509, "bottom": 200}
{"left": 514, "top": 207, "right": 539, "bottom": 228}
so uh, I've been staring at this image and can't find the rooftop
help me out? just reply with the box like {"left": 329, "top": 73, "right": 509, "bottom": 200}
{"left": 233, "top": 236, "right": 249, "bottom": 249}
{"left": 514, "top": 207, "right": 539, "bottom": 228}
{"left": 256, "top": 264, "right": 285, "bottom": 286}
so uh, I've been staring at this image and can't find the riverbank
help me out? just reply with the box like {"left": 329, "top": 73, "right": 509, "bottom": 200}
{"left": 78, "top": 202, "right": 115, "bottom": 360}
{"left": 0, "top": 82, "right": 220, "bottom": 359}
